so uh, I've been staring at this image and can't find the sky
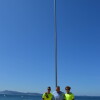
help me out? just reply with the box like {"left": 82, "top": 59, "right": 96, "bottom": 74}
{"left": 0, "top": 0, "right": 100, "bottom": 96}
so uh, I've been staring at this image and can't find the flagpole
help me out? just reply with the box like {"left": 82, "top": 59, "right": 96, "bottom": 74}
{"left": 54, "top": 0, "right": 58, "bottom": 88}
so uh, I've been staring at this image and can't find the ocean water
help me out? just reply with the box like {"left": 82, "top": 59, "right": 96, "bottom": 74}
{"left": 0, "top": 95, "right": 41, "bottom": 100}
{"left": 0, "top": 95, "right": 100, "bottom": 100}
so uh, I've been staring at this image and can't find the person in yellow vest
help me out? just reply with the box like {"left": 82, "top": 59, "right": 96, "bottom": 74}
{"left": 64, "top": 86, "right": 74, "bottom": 100}
{"left": 42, "top": 87, "right": 53, "bottom": 100}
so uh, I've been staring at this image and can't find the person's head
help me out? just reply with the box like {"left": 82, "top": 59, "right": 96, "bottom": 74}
{"left": 47, "top": 87, "right": 51, "bottom": 93}
{"left": 56, "top": 86, "right": 60, "bottom": 92}
{"left": 65, "top": 86, "right": 71, "bottom": 93}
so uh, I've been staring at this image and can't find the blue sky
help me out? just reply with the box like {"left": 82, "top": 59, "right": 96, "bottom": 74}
{"left": 0, "top": 0, "right": 100, "bottom": 96}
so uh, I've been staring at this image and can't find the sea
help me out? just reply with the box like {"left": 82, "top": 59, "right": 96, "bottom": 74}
{"left": 0, "top": 95, "right": 100, "bottom": 100}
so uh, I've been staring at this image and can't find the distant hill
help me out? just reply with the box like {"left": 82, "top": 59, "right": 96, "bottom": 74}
{"left": 0, "top": 90, "right": 42, "bottom": 96}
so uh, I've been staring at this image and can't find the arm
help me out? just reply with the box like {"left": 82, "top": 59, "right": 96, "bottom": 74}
{"left": 42, "top": 93, "right": 45, "bottom": 100}
{"left": 63, "top": 93, "right": 65, "bottom": 100}
{"left": 52, "top": 95, "right": 55, "bottom": 100}
{"left": 72, "top": 94, "right": 74, "bottom": 100}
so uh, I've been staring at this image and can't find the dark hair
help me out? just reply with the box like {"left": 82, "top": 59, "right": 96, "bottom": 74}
{"left": 47, "top": 86, "right": 51, "bottom": 90}
{"left": 56, "top": 86, "right": 60, "bottom": 89}
{"left": 65, "top": 86, "right": 71, "bottom": 90}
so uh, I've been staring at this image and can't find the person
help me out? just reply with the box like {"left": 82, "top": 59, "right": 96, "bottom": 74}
{"left": 53, "top": 86, "right": 65, "bottom": 100}
{"left": 64, "top": 86, "right": 74, "bottom": 100}
{"left": 42, "top": 87, "right": 53, "bottom": 100}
